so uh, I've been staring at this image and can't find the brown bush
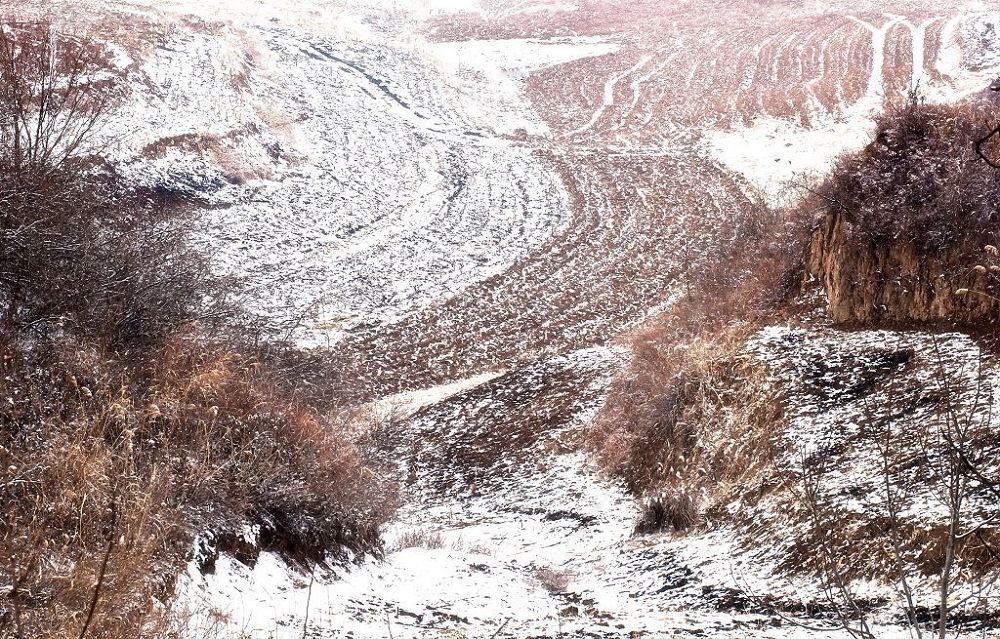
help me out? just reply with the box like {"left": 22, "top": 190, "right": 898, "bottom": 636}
{"left": 818, "top": 97, "right": 1000, "bottom": 250}
{"left": 635, "top": 490, "right": 702, "bottom": 534}
{"left": 0, "top": 154, "right": 247, "bottom": 354}
{"left": 534, "top": 567, "right": 573, "bottom": 593}
{"left": 393, "top": 529, "right": 446, "bottom": 551}
{"left": 592, "top": 327, "right": 785, "bottom": 508}
{"left": 0, "top": 20, "right": 397, "bottom": 638}
{"left": 0, "top": 21, "right": 235, "bottom": 354}
{"left": 589, "top": 196, "right": 804, "bottom": 521}
{"left": 806, "top": 97, "right": 1000, "bottom": 327}
{"left": 0, "top": 331, "right": 397, "bottom": 637}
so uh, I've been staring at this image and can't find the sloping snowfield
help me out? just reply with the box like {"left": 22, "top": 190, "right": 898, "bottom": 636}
{"left": 101, "top": 2, "right": 618, "bottom": 341}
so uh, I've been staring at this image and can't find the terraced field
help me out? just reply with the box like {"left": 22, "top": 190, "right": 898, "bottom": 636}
{"left": 321, "top": 0, "right": 1000, "bottom": 400}
{"left": 61, "top": 0, "right": 999, "bottom": 396}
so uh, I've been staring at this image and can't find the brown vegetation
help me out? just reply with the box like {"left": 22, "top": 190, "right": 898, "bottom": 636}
{"left": 394, "top": 529, "right": 446, "bottom": 551}
{"left": 589, "top": 194, "right": 808, "bottom": 532}
{"left": 0, "top": 20, "right": 394, "bottom": 638}
{"left": 807, "top": 98, "right": 1000, "bottom": 327}
{"left": 534, "top": 567, "right": 573, "bottom": 594}
{"left": 777, "top": 350, "right": 1000, "bottom": 638}
{"left": 634, "top": 491, "right": 702, "bottom": 534}
{"left": 1, "top": 335, "right": 394, "bottom": 637}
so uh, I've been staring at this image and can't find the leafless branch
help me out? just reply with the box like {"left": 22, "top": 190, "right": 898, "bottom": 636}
{"left": 974, "top": 124, "right": 1000, "bottom": 170}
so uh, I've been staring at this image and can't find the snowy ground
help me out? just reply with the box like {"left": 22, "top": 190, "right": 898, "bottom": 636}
{"left": 100, "top": 4, "right": 622, "bottom": 341}
{"left": 176, "top": 326, "right": 1000, "bottom": 637}
{"left": 175, "top": 344, "right": 793, "bottom": 638}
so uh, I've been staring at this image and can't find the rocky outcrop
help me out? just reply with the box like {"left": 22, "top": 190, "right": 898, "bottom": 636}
{"left": 807, "top": 209, "right": 1000, "bottom": 327}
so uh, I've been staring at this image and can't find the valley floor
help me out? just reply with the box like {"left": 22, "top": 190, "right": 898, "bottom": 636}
{"left": 178, "top": 327, "right": 1000, "bottom": 638}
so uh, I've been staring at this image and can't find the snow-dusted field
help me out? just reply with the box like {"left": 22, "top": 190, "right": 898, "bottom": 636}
{"left": 101, "top": 3, "right": 623, "bottom": 341}
{"left": 74, "top": 0, "right": 1000, "bottom": 388}
{"left": 29, "top": 0, "right": 1000, "bottom": 635}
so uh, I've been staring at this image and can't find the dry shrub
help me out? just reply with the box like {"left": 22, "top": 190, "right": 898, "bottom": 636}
{"left": 141, "top": 132, "right": 222, "bottom": 159}
{"left": 0, "top": 333, "right": 397, "bottom": 638}
{"left": 0, "top": 19, "right": 119, "bottom": 175}
{"left": 393, "top": 529, "right": 446, "bottom": 551}
{"left": 142, "top": 129, "right": 275, "bottom": 185}
{"left": 635, "top": 490, "right": 702, "bottom": 534}
{"left": 152, "top": 335, "right": 395, "bottom": 560}
{"left": 534, "top": 567, "right": 573, "bottom": 593}
{"left": 673, "top": 193, "right": 812, "bottom": 332}
{"left": 0, "top": 19, "right": 396, "bottom": 639}
{"left": 589, "top": 180, "right": 808, "bottom": 528}
{"left": 783, "top": 507, "right": 1000, "bottom": 584}
{"left": 592, "top": 327, "right": 785, "bottom": 514}
{"left": 390, "top": 530, "right": 495, "bottom": 555}
{"left": 820, "top": 96, "right": 1000, "bottom": 250}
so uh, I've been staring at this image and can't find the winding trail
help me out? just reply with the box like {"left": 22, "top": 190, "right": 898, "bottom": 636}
{"left": 566, "top": 51, "right": 658, "bottom": 136}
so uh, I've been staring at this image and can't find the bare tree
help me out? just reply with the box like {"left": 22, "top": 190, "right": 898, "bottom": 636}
{"left": 790, "top": 450, "right": 877, "bottom": 639}
{"left": 778, "top": 345, "right": 1000, "bottom": 639}
{"left": 0, "top": 19, "right": 115, "bottom": 344}
{"left": 0, "top": 19, "right": 113, "bottom": 177}
{"left": 974, "top": 80, "right": 1000, "bottom": 170}
{"left": 0, "top": 20, "right": 245, "bottom": 354}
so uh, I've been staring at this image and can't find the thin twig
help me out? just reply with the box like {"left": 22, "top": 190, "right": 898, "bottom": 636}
{"left": 77, "top": 503, "right": 116, "bottom": 639}
{"left": 488, "top": 618, "right": 511, "bottom": 639}
{"left": 301, "top": 567, "right": 315, "bottom": 639}
{"left": 975, "top": 124, "right": 1000, "bottom": 169}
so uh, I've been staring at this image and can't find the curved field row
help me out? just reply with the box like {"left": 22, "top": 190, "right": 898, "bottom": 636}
{"left": 63, "top": 0, "right": 1000, "bottom": 410}
{"left": 308, "top": 1, "right": 1000, "bottom": 402}
{"left": 326, "top": 149, "right": 752, "bottom": 401}
{"left": 101, "top": 14, "right": 604, "bottom": 342}
{"left": 500, "top": 3, "right": 998, "bottom": 144}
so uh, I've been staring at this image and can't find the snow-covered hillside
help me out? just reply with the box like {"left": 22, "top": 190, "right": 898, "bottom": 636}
{"left": 27, "top": 0, "right": 1000, "bottom": 635}
{"left": 100, "top": 3, "right": 623, "bottom": 342}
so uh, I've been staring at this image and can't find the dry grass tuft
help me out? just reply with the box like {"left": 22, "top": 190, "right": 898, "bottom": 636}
{"left": 394, "top": 529, "right": 447, "bottom": 551}
{"left": 534, "top": 567, "right": 573, "bottom": 593}
{"left": 588, "top": 197, "right": 806, "bottom": 530}
{"left": 635, "top": 490, "right": 702, "bottom": 534}
{"left": 591, "top": 326, "right": 787, "bottom": 525}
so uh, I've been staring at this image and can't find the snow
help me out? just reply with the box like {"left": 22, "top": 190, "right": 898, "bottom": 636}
{"left": 428, "top": 36, "right": 619, "bottom": 136}
{"left": 176, "top": 347, "right": 659, "bottom": 637}
{"left": 369, "top": 371, "right": 503, "bottom": 419}
{"left": 704, "top": 114, "right": 875, "bottom": 207}
{"left": 101, "top": 13, "right": 621, "bottom": 341}
{"left": 931, "top": 9, "right": 1000, "bottom": 100}
{"left": 748, "top": 325, "right": 1000, "bottom": 509}
{"left": 175, "top": 327, "right": 1000, "bottom": 636}
{"left": 504, "top": 3, "right": 579, "bottom": 18}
